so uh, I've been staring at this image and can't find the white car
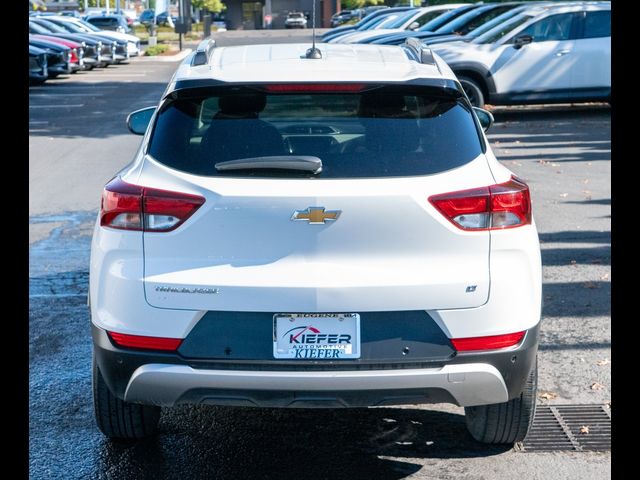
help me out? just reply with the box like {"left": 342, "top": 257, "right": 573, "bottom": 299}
{"left": 330, "top": 4, "right": 468, "bottom": 44}
{"left": 90, "top": 38, "right": 541, "bottom": 443}
{"left": 432, "top": 2, "right": 611, "bottom": 107}
{"left": 284, "top": 12, "right": 307, "bottom": 29}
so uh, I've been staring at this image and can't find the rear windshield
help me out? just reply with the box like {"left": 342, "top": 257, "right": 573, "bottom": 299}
{"left": 89, "top": 18, "right": 118, "bottom": 26}
{"left": 147, "top": 86, "right": 482, "bottom": 179}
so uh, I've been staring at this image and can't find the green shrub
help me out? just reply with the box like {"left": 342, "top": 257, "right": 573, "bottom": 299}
{"left": 144, "top": 45, "right": 170, "bottom": 56}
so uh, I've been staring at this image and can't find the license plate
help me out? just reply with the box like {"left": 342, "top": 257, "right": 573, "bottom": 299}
{"left": 273, "top": 313, "right": 361, "bottom": 359}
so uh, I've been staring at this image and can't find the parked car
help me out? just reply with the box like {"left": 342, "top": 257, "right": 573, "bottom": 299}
{"left": 29, "top": 45, "right": 48, "bottom": 85}
{"left": 90, "top": 39, "right": 541, "bottom": 445}
{"left": 85, "top": 14, "right": 132, "bottom": 34}
{"left": 138, "top": 8, "right": 155, "bottom": 25}
{"left": 433, "top": 2, "right": 611, "bottom": 107}
{"left": 422, "top": 3, "right": 545, "bottom": 47}
{"left": 156, "top": 11, "right": 177, "bottom": 27}
{"left": 322, "top": 6, "right": 416, "bottom": 42}
{"left": 326, "top": 9, "right": 420, "bottom": 43}
{"left": 330, "top": 4, "right": 470, "bottom": 44}
{"left": 284, "top": 12, "right": 307, "bottom": 29}
{"left": 30, "top": 18, "right": 104, "bottom": 69}
{"left": 29, "top": 33, "right": 83, "bottom": 72}
{"left": 60, "top": 10, "right": 82, "bottom": 19}
{"left": 42, "top": 16, "right": 138, "bottom": 60}
{"left": 28, "top": 37, "right": 70, "bottom": 78}
{"left": 330, "top": 9, "right": 359, "bottom": 28}
{"left": 365, "top": 2, "right": 522, "bottom": 45}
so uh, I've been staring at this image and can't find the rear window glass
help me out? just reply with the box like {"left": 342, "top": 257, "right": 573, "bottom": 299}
{"left": 89, "top": 18, "right": 118, "bottom": 26}
{"left": 147, "top": 87, "right": 482, "bottom": 179}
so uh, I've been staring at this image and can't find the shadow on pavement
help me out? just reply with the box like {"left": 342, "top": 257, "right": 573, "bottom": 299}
{"left": 96, "top": 406, "right": 510, "bottom": 479}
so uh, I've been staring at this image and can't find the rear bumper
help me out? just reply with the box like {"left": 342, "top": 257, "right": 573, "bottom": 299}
{"left": 93, "top": 321, "right": 538, "bottom": 408}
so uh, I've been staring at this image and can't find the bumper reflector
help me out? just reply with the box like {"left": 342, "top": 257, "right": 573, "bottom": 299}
{"left": 108, "top": 331, "right": 182, "bottom": 351}
{"left": 451, "top": 331, "right": 525, "bottom": 352}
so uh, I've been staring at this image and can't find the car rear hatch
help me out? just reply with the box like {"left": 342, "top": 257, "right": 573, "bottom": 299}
{"left": 135, "top": 84, "right": 493, "bottom": 313}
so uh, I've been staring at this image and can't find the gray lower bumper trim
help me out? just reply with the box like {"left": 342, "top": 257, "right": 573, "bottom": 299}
{"left": 124, "top": 363, "right": 508, "bottom": 407}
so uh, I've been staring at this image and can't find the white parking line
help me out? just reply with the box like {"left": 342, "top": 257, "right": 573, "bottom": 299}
{"left": 29, "top": 93, "right": 104, "bottom": 97}
{"left": 29, "top": 121, "right": 49, "bottom": 125}
{"left": 29, "top": 293, "right": 86, "bottom": 298}
{"left": 91, "top": 73, "right": 147, "bottom": 77}
{"left": 29, "top": 104, "right": 84, "bottom": 108}
{"left": 31, "top": 86, "right": 118, "bottom": 90}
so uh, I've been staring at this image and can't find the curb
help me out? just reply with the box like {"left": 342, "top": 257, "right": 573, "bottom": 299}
{"left": 134, "top": 48, "right": 193, "bottom": 62}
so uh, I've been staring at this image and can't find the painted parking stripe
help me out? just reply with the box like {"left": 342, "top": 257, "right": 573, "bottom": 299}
{"left": 29, "top": 93, "right": 104, "bottom": 97}
{"left": 29, "top": 104, "right": 85, "bottom": 108}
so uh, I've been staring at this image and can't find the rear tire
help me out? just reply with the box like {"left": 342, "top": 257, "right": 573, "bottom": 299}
{"left": 464, "top": 358, "right": 537, "bottom": 444}
{"left": 93, "top": 355, "right": 160, "bottom": 440}
{"left": 458, "top": 75, "right": 485, "bottom": 108}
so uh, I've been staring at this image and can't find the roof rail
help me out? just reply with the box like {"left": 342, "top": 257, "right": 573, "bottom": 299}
{"left": 192, "top": 38, "right": 216, "bottom": 66}
{"left": 403, "top": 37, "right": 436, "bottom": 66}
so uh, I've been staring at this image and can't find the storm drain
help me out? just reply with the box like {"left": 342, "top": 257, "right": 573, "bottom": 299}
{"left": 519, "top": 404, "right": 611, "bottom": 452}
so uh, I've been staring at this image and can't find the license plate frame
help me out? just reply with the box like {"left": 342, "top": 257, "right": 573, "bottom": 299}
{"left": 273, "top": 313, "right": 361, "bottom": 360}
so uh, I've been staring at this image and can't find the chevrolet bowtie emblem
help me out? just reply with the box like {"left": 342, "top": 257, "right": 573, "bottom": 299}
{"left": 291, "top": 207, "right": 341, "bottom": 224}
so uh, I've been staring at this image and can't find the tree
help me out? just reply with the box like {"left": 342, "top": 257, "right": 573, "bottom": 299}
{"left": 191, "top": 0, "right": 227, "bottom": 14}
{"left": 341, "top": 0, "right": 385, "bottom": 10}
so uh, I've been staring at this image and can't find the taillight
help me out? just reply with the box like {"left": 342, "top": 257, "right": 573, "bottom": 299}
{"left": 70, "top": 48, "right": 78, "bottom": 64}
{"left": 451, "top": 331, "right": 525, "bottom": 352}
{"left": 100, "top": 178, "right": 205, "bottom": 232}
{"left": 108, "top": 331, "right": 182, "bottom": 351}
{"left": 429, "top": 176, "right": 531, "bottom": 231}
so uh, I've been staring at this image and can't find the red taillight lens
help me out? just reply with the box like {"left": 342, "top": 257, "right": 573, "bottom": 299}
{"left": 264, "top": 83, "right": 366, "bottom": 93}
{"left": 70, "top": 48, "right": 78, "bottom": 64}
{"left": 100, "top": 178, "right": 205, "bottom": 232}
{"left": 451, "top": 331, "right": 525, "bottom": 352}
{"left": 108, "top": 331, "right": 182, "bottom": 351}
{"left": 428, "top": 176, "right": 531, "bottom": 231}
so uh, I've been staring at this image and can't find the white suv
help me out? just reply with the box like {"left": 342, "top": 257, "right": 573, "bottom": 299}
{"left": 431, "top": 2, "right": 611, "bottom": 107}
{"left": 90, "top": 38, "right": 542, "bottom": 444}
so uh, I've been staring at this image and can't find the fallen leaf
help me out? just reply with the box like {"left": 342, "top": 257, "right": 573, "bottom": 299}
{"left": 560, "top": 193, "right": 568, "bottom": 198}
{"left": 551, "top": 163, "right": 560, "bottom": 167}
{"left": 539, "top": 391, "right": 557, "bottom": 400}
{"left": 582, "top": 190, "right": 591, "bottom": 195}
{"left": 584, "top": 195, "right": 592, "bottom": 201}
{"left": 583, "top": 282, "right": 599, "bottom": 289}
{"left": 556, "top": 170, "right": 563, "bottom": 174}
{"left": 587, "top": 162, "right": 592, "bottom": 166}
{"left": 515, "top": 140, "right": 520, "bottom": 144}
{"left": 538, "top": 160, "right": 549, "bottom": 165}
{"left": 510, "top": 161, "right": 522, "bottom": 166}
{"left": 605, "top": 401, "right": 611, "bottom": 409}
{"left": 596, "top": 359, "right": 610, "bottom": 366}
{"left": 570, "top": 260, "right": 577, "bottom": 265}
{"left": 579, "top": 426, "right": 590, "bottom": 434}
{"left": 600, "top": 273, "right": 609, "bottom": 280}
{"left": 591, "top": 382, "right": 605, "bottom": 390}
{"left": 583, "top": 179, "right": 590, "bottom": 184}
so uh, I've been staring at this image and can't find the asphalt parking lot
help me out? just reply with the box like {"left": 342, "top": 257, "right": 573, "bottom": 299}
{"left": 29, "top": 30, "right": 610, "bottom": 479}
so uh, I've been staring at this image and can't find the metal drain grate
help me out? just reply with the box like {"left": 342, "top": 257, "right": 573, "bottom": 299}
{"left": 520, "top": 404, "right": 611, "bottom": 452}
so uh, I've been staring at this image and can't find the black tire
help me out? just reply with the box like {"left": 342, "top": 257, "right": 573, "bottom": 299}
{"left": 458, "top": 75, "right": 485, "bottom": 108}
{"left": 93, "top": 355, "right": 160, "bottom": 440}
{"left": 464, "top": 358, "right": 537, "bottom": 444}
